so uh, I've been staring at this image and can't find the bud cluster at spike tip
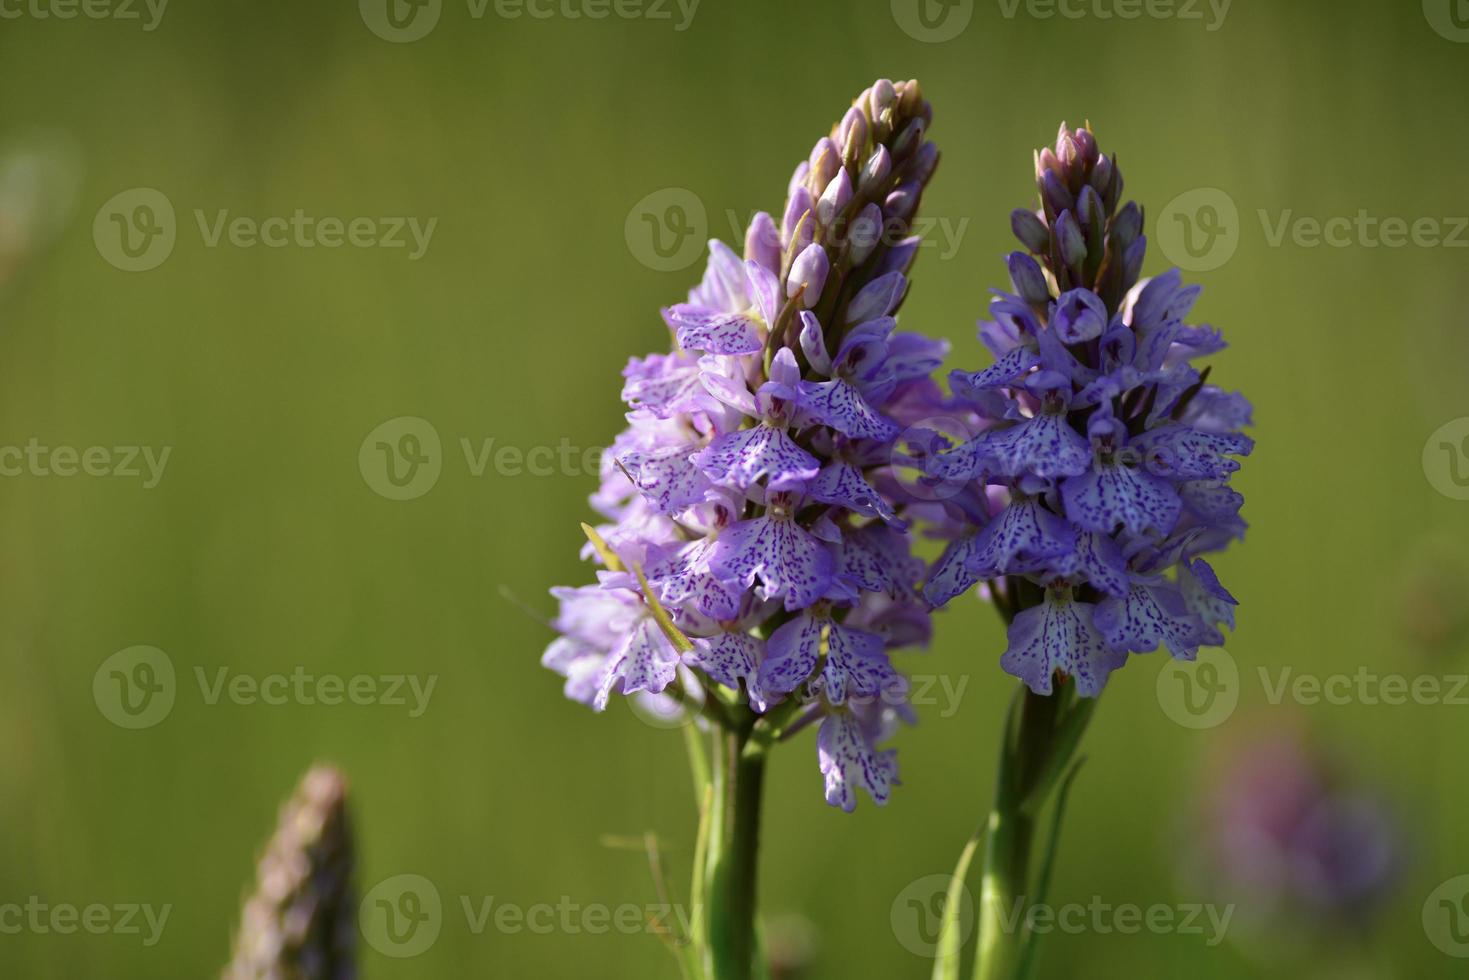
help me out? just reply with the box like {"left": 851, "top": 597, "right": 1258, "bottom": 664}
{"left": 922, "top": 122, "right": 1253, "bottom": 697}
{"left": 223, "top": 766, "right": 356, "bottom": 980}
{"left": 542, "top": 80, "right": 951, "bottom": 811}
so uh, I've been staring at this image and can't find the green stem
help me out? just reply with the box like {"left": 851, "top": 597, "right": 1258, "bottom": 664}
{"left": 706, "top": 721, "right": 766, "bottom": 980}
{"left": 973, "top": 686, "right": 1091, "bottom": 980}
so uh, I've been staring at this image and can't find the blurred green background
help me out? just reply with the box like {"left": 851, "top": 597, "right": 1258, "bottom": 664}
{"left": 1, "top": 0, "right": 1467, "bottom": 976}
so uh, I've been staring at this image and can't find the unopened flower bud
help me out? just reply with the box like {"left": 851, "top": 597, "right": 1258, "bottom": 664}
{"left": 876, "top": 235, "right": 920, "bottom": 277}
{"left": 891, "top": 117, "right": 926, "bottom": 158}
{"left": 884, "top": 181, "right": 921, "bottom": 225}
{"left": 1122, "top": 235, "right": 1146, "bottom": 288}
{"left": 872, "top": 79, "right": 896, "bottom": 117}
{"left": 1036, "top": 146, "right": 1060, "bottom": 179}
{"left": 1011, "top": 208, "right": 1050, "bottom": 253}
{"left": 908, "top": 142, "right": 940, "bottom": 185}
{"left": 1007, "top": 252, "right": 1050, "bottom": 307}
{"left": 787, "top": 161, "right": 810, "bottom": 203}
{"left": 1110, "top": 201, "right": 1142, "bottom": 249}
{"left": 1074, "top": 128, "right": 1098, "bottom": 168}
{"left": 817, "top": 169, "right": 853, "bottom": 226}
{"left": 1054, "top": 210, "right": 1086, "bottom": 270}
{"left": 897, "top": 78, "right": 923, "bottom": 116}
{"left": 807, "top": 139, "right": 841, "bottom": 197}
{"left": 1057, "top": 125, "right": 1079, "bottom": 171}
{"left": 847, "top": 270, "right": 907, "bottom": 324}
{"left": 848, "top": 202, "right": 883, "bottom": 265}
{"left": 1089, "top": 154, "right": 1113, "bottom": 197}
{"left": 859, "top": 146, "right": 893, "bottom": 196}
{"left": 786, "top": 209, "right": 815, "bottom": 261}
{"left": 1040, "top": 169, "right": 1074, "bottom": 218}
{"left": 839, "top": 107, "right": 868, "bottom": 168}
{"left": 783, "top": 187, "right": 813, "bottom": 242}
{"left": 745, "top": 211, "right": 781, "bottom": 273}
{"left": 789, "top": 243, "right": 829, "bottom": 308}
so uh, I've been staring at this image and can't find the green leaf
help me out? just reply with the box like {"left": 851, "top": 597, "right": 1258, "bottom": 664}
{"left": 932, "top": 827, "right": 985, "bottom": 980}
{"left": 1016, "top": 757, "right": 1087, "bottom": 980}
{"left": 1020, "top": 694, "right": 1096, "bottom": 818}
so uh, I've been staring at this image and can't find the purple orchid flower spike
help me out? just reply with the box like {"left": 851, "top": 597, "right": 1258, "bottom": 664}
{"left": 927, "top": 121, "right": 1251, "bottom": 698}
{"left": 924, "top": 122, "right": 1255, "bottom": 980}
{"left": 540, "top": 80, "right": 947, "bottom": 980}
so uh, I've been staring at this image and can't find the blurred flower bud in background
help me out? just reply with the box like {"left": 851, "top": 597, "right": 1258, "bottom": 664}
{"left": 1187, "top": 718, "right": 1403, "bottom": 970}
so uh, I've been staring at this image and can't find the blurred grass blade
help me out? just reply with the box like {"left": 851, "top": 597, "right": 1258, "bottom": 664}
{"left": 579, "top": 522, "right": 624, "bottom": 571}
{"left": 580, "top": 522, "right": 695, "bottom": 654}
{"left": 932, "top": 827, "right": 985, "bottom": 980}
{"left": 631, "top": 558, "right": 695, "bottom": 653}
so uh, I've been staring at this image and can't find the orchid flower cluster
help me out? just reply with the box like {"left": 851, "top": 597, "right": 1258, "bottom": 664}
{"left": 543, "top": 80, "right": 947, "bottom": 811}
{"left": 923, "top": 123, "right": 1253, "bottom": 697}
